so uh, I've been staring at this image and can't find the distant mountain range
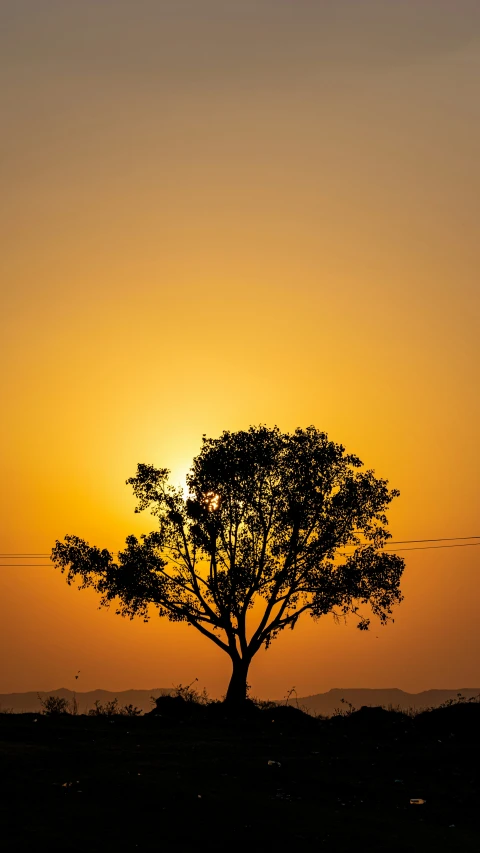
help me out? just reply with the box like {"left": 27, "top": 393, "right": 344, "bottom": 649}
{"left": 294, "top": 687, "right": 480, "bottom": 716}
{"left": 0, "top": 688, "right": 172, "bottom": 714}
{"left": 1, "top": 686, "right": 479, "bottom": 715}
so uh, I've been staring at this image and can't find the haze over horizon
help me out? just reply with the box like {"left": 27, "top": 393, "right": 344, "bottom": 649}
{"left": 1, "top": 1, "right": 479, "bottom": 698}
{"left": 2, "top": 685, "right": 479, "bottom": 716}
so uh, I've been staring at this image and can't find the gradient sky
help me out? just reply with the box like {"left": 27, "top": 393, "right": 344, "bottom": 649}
{"left": 1, "top": 1, "right": 479, "bottom": 699}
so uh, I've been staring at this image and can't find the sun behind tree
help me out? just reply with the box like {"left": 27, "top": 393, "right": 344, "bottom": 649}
{"left": 51, "top": 425, "right": 405, "bottom": 705}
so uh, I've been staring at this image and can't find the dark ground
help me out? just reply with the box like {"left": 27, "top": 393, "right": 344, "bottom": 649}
{"left": 1, "top": 702, "right": 479, "bottom": 852}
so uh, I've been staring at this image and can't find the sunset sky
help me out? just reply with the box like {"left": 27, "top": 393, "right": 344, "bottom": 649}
{"left": 1, "top": 1, "right": 479, "bottom": 699}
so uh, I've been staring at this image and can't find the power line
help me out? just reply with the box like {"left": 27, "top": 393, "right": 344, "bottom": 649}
{"left": 0, "top": 553, "right": 121, "bottom": 557}
{"left": 1, "top": 541, "right": 480, "bottom": 566}
{"left": 1, "top": 534, "right": 479, "bottom": 558}
{"left": 385, "top": 542, "right": 480, "bottom": 553}
{"left": 389, "top": 536, "right": 480, "bottom": 545}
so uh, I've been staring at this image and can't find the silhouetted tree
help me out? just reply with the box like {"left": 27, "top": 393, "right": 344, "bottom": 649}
{"left": 52, "top": 426, "right": 405, "bottom": 705}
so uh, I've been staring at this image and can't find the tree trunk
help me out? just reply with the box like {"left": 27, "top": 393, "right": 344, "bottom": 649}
{"left": 224, "top": 656, "right": 250, "bottom": 705}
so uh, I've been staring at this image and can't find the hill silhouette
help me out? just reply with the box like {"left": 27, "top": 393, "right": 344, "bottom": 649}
{"left": 295, "top": 687, "right": 480, "bottom": 715}
{"left": 1, "top": 686, "right": 479, "bottom": 715}
{"left": 0, "top": 688, "right": 172, "bottom": 714}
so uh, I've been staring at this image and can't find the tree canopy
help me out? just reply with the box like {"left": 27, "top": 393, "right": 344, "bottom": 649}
{"left": 51, "top": 425, "right": 405, "bottom": 704}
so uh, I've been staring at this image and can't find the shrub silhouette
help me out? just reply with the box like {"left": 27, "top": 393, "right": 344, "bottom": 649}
{"left": 88, "top": 699, "right": 142, "bottom": 716}
{"left": 39, "top": 695, "right": 71, "bottom": 716}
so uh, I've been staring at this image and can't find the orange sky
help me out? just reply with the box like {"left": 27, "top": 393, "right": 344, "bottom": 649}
{"left": 1, "top": 1, "right": 479, "bottom": 698}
